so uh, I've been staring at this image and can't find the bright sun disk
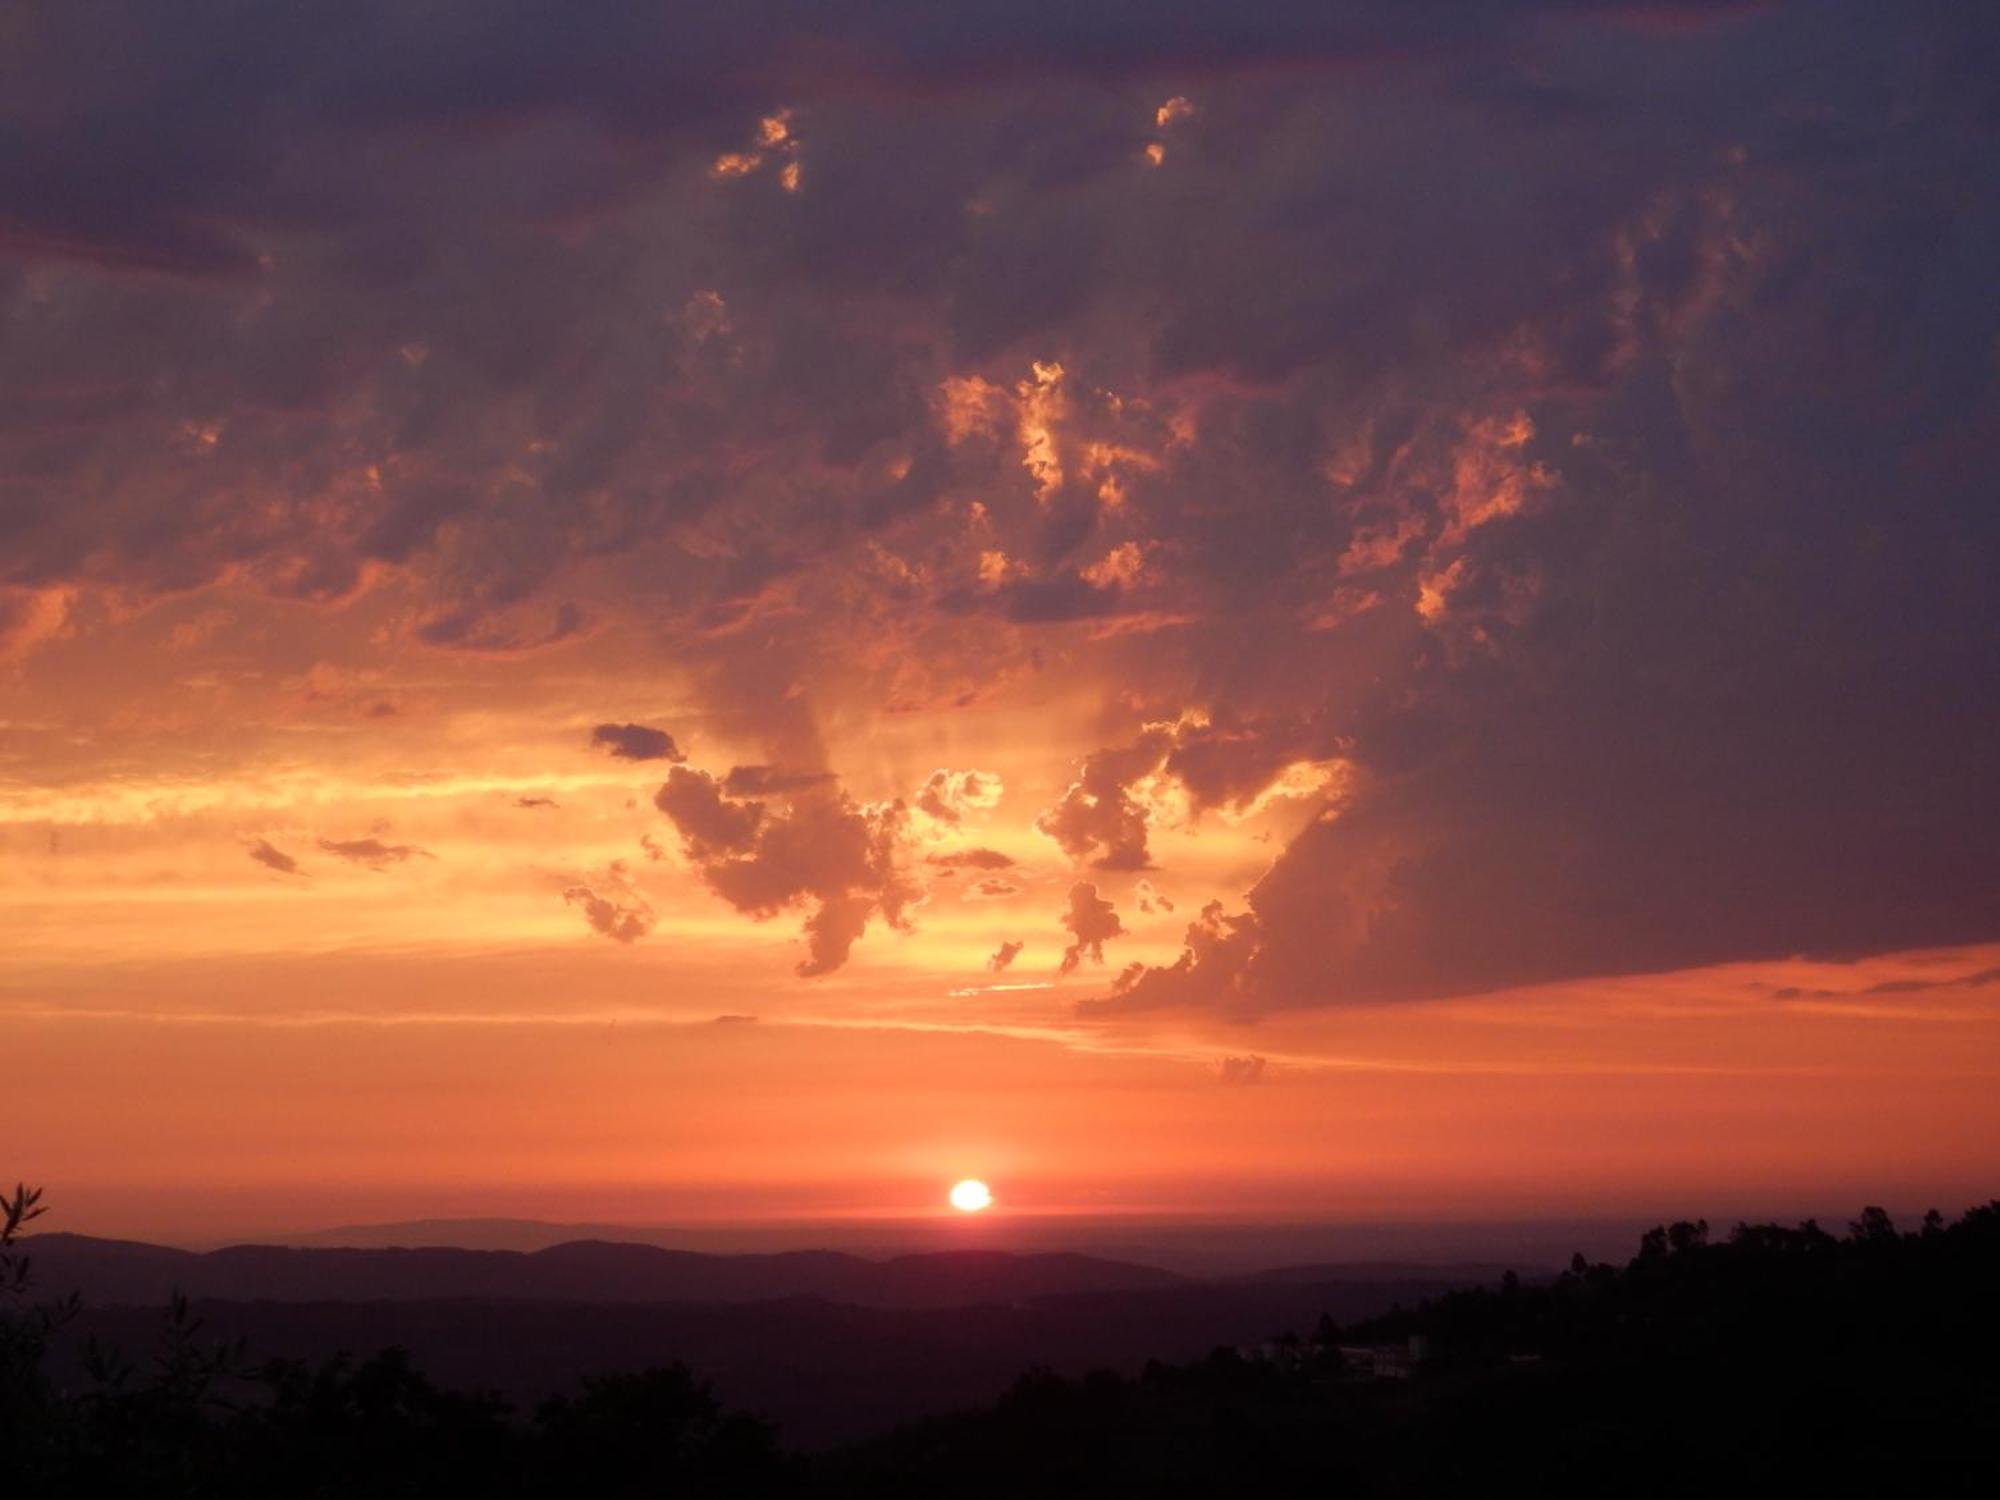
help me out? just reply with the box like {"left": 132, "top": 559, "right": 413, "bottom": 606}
{"left": 949, "top": 1178, "right": 992, "bottom": 1213}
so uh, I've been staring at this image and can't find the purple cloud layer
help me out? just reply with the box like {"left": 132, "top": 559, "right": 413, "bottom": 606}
{"left": 6, "top": 1, "right": 1997, "bottom": 1005}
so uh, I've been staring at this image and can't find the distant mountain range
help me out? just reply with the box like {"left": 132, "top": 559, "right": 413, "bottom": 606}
{"left": 272, "top": 1212, "right": 1626, "bottom": 1274}
{"left": 25, "top": 1229, "right": 1529, "bottom": 1312}
{"left": 291, "top": 1218, "right": 699, "bottom": 1252}
{"left": 278, "top": 1218, "right": 1530, "bottom": 1278}
{"left": 23, "top": 1233, "right": 1189, "bottom": 1309}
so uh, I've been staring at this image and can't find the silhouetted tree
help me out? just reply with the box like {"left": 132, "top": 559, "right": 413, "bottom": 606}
{"left": 1666, "top": 1218, "right": 1709, "bottom": 1253}
{"left": 1850, "top": 1206, "right": 1897, "bottom": 1243}
{"left": 537, "top": 1365, "right": 790, "bottom": 1498}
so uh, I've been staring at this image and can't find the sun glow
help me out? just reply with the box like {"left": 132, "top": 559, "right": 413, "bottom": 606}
{"left": 948, "top": 1178, "right": 993, "bottom": 1213}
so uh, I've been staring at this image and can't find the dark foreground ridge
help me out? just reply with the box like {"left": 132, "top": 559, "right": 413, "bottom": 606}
{"left": 6, "top": 1189, "right": 1998, "bottom": 1497}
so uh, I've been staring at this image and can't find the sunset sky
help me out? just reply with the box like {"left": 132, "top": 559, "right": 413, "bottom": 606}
{"left": 5, "top": 1, "right": 1997, "bottom": 1246}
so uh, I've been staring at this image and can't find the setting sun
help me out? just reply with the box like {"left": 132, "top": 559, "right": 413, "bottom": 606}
{"left": 949, "top": 1179, "right": 994, "bottom": 1213}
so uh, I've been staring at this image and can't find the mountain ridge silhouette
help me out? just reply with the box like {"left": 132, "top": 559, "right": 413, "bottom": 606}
{"left": 24, "top": 1231, "right": 1191, "bottom": 1308}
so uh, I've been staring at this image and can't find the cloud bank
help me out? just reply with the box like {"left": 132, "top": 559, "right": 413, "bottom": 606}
{"left": 4, "top": 0, "right": 1995, "bottom": 1009}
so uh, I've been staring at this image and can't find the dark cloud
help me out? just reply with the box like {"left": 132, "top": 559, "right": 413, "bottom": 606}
{"left": 315, "top": 837, "right": 432, "bottom": 869}
{"left": 966, "top": 876, "right": 1022, "bottom": 900}
{"left": 1058, "top": 882, "right": 1124, "bottom": 974}
{"left": 515, "top": 794, "right": 560, "bottom": 809}
{"left": 564, "top": 883, "right": 656, "bottom": 943}
{"left": 653, "top": 767, "right": 764, "bottom": 859}
{"left": 1772, "top": 967, "right": 2000, "bottom": 1002}
{"left": 653, "top": 764, "right": 917, "bottom": 976}
{"left": 722, "top": 765, "right": 837, "bottom": 796}
{"left": 1037, "top": 730, "right": 1172, "bottom": 870}
{"left": 0, "top": 0, "right": 1785, "bottom": 633}
{"left": 988, "top": 940, "right": 1025, "bottom": 972}
{"left": 590, "top": 722, "right": 685, "bottom": 762}
{"left": 247, "top": 838, "right": 302, "bottom": 876}
{"left": 415, "top": 604, "right": 589, "bottom": 654}
{"left": 1094, "top": 633, "right": 2000, "bottom": 1013}
{"left": 926, "top": 848, "right": 1016, "bottom": 871}
{"left": 1162, "top": 717, "right": 1331, "bottom": 814}
{"left": 1037, "top": 719, "right": 1337, "bottom": 871}
{"left": 970, "top": 573, "right": 1130, "bottom": 625}
{"left": 1083, "top": 900, "right": 1261, "bottom": 1016}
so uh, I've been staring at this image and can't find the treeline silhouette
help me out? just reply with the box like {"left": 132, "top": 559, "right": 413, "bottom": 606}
{"left": 6, "top": 1185, "right": 1998, "bottom": 1497}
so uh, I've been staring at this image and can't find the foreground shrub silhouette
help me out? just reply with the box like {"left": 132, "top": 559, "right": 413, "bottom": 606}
{"left": 6, "top": 1184, "right": 1998, "bottom": 1497}
{"left": 2, "top": 1184, "right": 75, "bottom": 1493}
{"left": 537, "top": 1367, "right": 794, "bottom": 1498}
{"left": 818, "top": 1200, "right": 2000, "bottom": 1498}
{"left": 1, "top": 1188, "right": 792, "bottom": 1497}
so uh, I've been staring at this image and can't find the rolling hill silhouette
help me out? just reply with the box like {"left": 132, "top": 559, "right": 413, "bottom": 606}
{"left": 25, "top": 1233, "right": 1185, "bottom": 1309}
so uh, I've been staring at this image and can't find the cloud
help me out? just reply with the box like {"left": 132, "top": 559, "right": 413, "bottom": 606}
{"left": 964, "top": 572, "right": 1133, "bottom": 625}
{"left": 1059, "top": 882, "right": 1124, "bottom": 974}
{"left": 653, "top": 764, "right": 917, "bottom": 976}
{"left": 1038, "top": 718, "right": 1344, "bottom": 870}
{"left": 1080, "top": 900, "right": 1261, "bottom": 1017}
{"left": 564, "top": 882, "right": 656, "bottom": 944}
{"left": 5, "top": 6, "right": 1592, "bottom": 654}
{"left": 1094, "top": 646, "right": 2000, "bottom": 1013}
{"left": 1162, "top": 721, "right": 1341, "bottom": 816}
{"left": 1773, "top": 967, "right": 2000, "bottom": 1001}
{"left": 653, "top": 767, "right": 765, "bottom": 859}
{"left": 515, "top": 795, "right": 560, "bottom": 809}
{"left": 925, "top": 848, "right": 1016, "bottom": 872}
{"left": 965, "top": 876, "right": 1022, "bottom": 900}
{"left": 315, "top": 837, "right": 433, "bottom": 869}
{"left": 1136, "top": 880, "right": 1174, "bottom": 914}
{"left": 3, "top": 1, "right": 1996, "bottom": 1017}
{"left": 1217, "top": 1055, "right": 1267, "bottom": 1086}
{"left": 722, "top": 765, "right": 838, "bottom": 796}
{"left": 415, "top": 604, "right": 591, "bottom": 655}
{"left": 916, "top": 768, "right": 1004, "bottom": 824}
{"left": 1037, "top": 730, "right": 1172, "bottom": 870}
{"left": 988, "top": 940, "right": 1025, "bottom": 972}
{"left": 590, "top": 723, "right": 685, "bottom": 762}
{"left": 0, "top": 587, "right": 74, "bottom": 661}
{"left": 247, "top": 839, "right": 303, "bottom": 876}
